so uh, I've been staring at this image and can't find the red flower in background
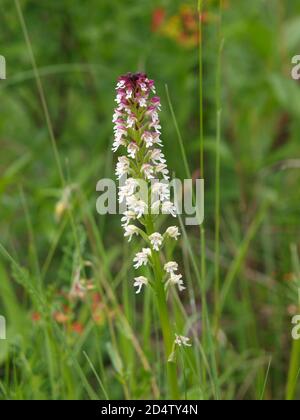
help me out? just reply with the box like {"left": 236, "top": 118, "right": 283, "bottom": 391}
{"left": 152, "top": 7, "right": 166, "bottom": 32}
{"left": 151, "top": 5, "right": 216, "bottom": 49}
{"left": 71, "top": 322, "right": 84, "bottom": 335}
{"left": 32, "top": 312, "right": 41, "bottom": 322}
{"left": 31, "top": 283, "right": 105, "bottom": 335}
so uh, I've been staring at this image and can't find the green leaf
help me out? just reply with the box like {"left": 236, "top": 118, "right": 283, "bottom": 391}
{"left": 105, "top": 342, "right": 123, "bottom": 374}
{"left": 283, "top": 17, "right": 300, "bottom": 51}
{"left": 269, "top": 74, "right": 300, "bottom": 117}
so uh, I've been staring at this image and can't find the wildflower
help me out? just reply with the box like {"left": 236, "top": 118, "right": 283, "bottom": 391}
{"left": 152, "top": 5, "right": 204, "bottom": 49}
{"left": 126, "top": 114, "right": 137, "bottom": 128}
{"left": 126, "top": 196, "right": 148, "bottom": 218}
{"left": 166, "top": 226, "right": 180, "bottom": 240}
{"left": 152, "top": 181, "right": 170, "bottom": 202}
{"left": 149, "top": 148, "right": 166, "bottom": 165}
{"left": 133, "top": 248, "right": 152, "bottom": 269}
{"left": 151, "top": 96, "right": 162, "bottom": 110}
{"left": 113, "top": 123, "right": 127, "bottom": 152}
{"left": 71, "top": 322, "right": 84, "bottom": 335}
{"left": 92, "top": 293, "right": 105, "bottom": 325}
{"left": 155, "top": 163, "right": 169, "bottom": 180}
{"left": 168, "top": 273, "right": 185, "bottom": 292}
{"left": 142, "top": 131, "right": 157, "bottom": 148}
{"left": 115, "top": 156, "right": 130, "bottom": 179}
{"left": 69, "top": 279, "right": 95, "bottom": 300}
{"left": 124, "top": 225, "right": 139, "bottom": 242}
{"left": 55, "top": 200, "right": 68, "bottom": 222}
{"left": 121, "top": 210, "right": 136, "bottom": 227}
{"left": 152, "top": 7, "right": 166, "bottom": 32}
{"left": 141, "top": 163, "right": 155, "bottom": 180}
{"left": 164, "top": 261, "right": 178, "bottom": 275}
{"left": 55, "top": 186, "right": 72, "bottom": 222}
{"left": 175, "top": 334, "right": 192, "bottom": 347}
{"left": 134, "top": 276, "right": 149, "bottom": 294}
{"left": 127, "top": 142, "right": 139, "bottom": 159}
{"left": 112, "top": 73, "right": 187, "bottom": 397}
{"left": 32, "top": 312, "right": 41, "bottom": 322}
{"left": 112, "top": 108, "right": 122, "bottom": 123}
{"left": 118, "top": 178, "right": 139, "bottom": 203}
{"left": 69, "top": 280, "right": 86, "bottom": 300}
{"left": 149, "top": 232, "right": 163, "bottom": 251}
{"left": 53, "top": 311, "right": 70, "bottom": 324}
{"left": 162, "top": 201, "right": 177, "bottom": 217}
{"left": 112, "top": 73, "right": 180, "bottom": 293}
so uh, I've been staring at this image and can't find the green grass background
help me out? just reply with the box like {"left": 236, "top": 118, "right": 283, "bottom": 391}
{"left": 0, "top": 0, "right": 300, "bottom": 400}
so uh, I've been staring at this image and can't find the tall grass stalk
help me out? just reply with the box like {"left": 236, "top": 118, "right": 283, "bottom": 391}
{"left": 14, "top": 0, "right": 65, "bottom": 186}
{"left": 145, "top": 218, "right": 180, "bottom": 399}
{"left": 198, "top": 0, "right": 208, "bottom": 387}
{"left": 13, "top": 0, "right": 112, "bottom": 399}
{"left": 14, "top": 0, "right": 85, "bottom": 273}
{"left": 219, "top": 200, "right": 269, "bottom": 314}
{"left": 286, "top": 245, "right": 300, "bottom": 400}
{"left": 165, "top": 86, "right": 220, "bottom": 399}
{"left": 198, "top": 0, "right": 204, "bottom": 177}
{"left": 213, "top": 0, "right": 224, "bottom": 332}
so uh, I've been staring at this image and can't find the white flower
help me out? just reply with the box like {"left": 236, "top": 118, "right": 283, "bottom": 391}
{"left": 142, "top": 164, "right": 155, "bottom": 180}
{"left": 175, "top": 334, "right": 192, "bottom": 347}
{"left": 118, "top": 178, "right": 139, "bottom": 203}
{"left": 112, "top": 124, "right": 127, "bottom": 152}
{"left": 112, "top": 108, "right": 123, "bottom": 123}
{"left": 134, "top": 276, "right": 148, "bottom": 294}
{"left": 127, "top": 142, "right": 139, "bottom": 159}
{"left": 162, "top": 201, "right": 177, "bottom": 217}
{"left": 124, "top": 225, "right": 139, "bottom": 242}
{"left": 139, "top": 97, "right": 147, "bottom": 108}
{"left": 133, "top": 248, "right": 152, "bottom": 269}
{"left": 121, "top": 211, "right": 136, "bottom": 227}
{"left": 150, "top": 111, "right": 159, "bottom": 123}
{"left": 152, "top": 182, "right": 170, "bottom": 202}
{"left": 166, "top": 226, "right": 180, "bottom": 240}
{"left": 164, "top": 261, "right": 178, "bottom": 275}
{"left": 155, "top": 163, "right": 169, "bottom": 180}
{"left": 148, "top": 113, "right": 162, "bottom": 134}
{"left": 153, "top": 133, "right": 163, "bottom": 146}
{"left": 169, "top": 273, "right": 185, "bottom": 292}
{"left": 112, "top": 138, "right": 126, "bottom": 153}
{"left": 149, "top": 149, "right": 166, "bottom": 165}
{"left": 126, "top": 88, "right": 133, "bottom": 99}
{"left": 149, "top": 232, "right": 163, "bottom": 251}
{"left": 152, "top": 123, "right": 162, "bottom": 134}
{"left": 126, "top": 114, "right": 136, "bottom": 128}
{"left": 113, "top": 122, "right": 126, "bottom": 137}
{"left": 140, "top": 82, "right": 147, "bottom": 92}
{"left": 126, "top": 196, "right": 148, "bottom": 218}
{"left": 115, "top": 156, "right": 130, "bottom": 179}
{"left": 115, "top": 93, "right": 123, "bottom": 104}
{"left": 116, "top": 80, "right": 125, "bottom": 89}
{"left": 142, "top": 131, "right": 155, "bottom": 148}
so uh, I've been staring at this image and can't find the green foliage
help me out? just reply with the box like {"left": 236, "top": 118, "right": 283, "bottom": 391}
{"left": 0, "top": 0, "right": 300, "bottom": 400}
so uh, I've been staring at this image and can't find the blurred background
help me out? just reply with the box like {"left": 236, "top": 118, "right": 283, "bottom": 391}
{"left": 0, "top": 0, "right": 300, "bottom": 400}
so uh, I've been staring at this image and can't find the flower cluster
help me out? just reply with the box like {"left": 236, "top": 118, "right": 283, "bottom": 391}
{"left": 175, "top": 334, "right": 192, "bottom": 347}
{"left": 112, "top": 73, "right": 185, "bottom": 295}
{"left": 151, "top": 5, "right": 211, "bottom": 49}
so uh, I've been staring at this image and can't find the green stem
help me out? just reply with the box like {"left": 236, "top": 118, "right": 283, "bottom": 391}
{"left": 213, "top": 15, "right": 224, "bottom": 330}
{"left": 146, "top": 218, "right": 180, "bottom": 400}
{"left": 286, "top": 337, "right": 300, "bottom": 400}
{"left": 198, "top": 0, "right": 204, "bottom": 177}
{"left": 198, "top": 0, "right": 208, "bottom": 387}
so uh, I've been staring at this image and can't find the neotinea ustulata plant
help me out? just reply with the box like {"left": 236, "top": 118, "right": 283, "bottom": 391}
{"left": 112, "top": 73, "right": 191, "bottom": 399}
